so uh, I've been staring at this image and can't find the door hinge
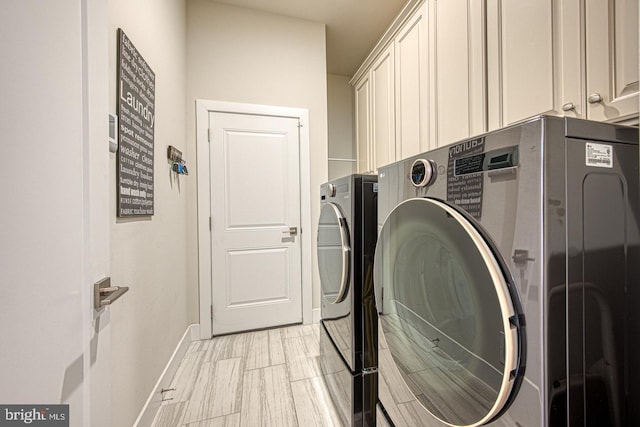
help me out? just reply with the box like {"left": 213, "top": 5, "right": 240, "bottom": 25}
{"left": 209, "top": 217, "right": 212, "bottom": 231}
{"left": 210, "top": 304, "right": 213, "bottom": 320}
{"left": 298, "top": 119, "right": 303, "bottom": 128}
{"left": 208, "top": 128, "right": 211, "bottom": 143}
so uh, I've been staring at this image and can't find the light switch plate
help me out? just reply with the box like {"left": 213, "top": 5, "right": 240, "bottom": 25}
{"left": 109, "top": 113, "right": 118, "bottom": 153}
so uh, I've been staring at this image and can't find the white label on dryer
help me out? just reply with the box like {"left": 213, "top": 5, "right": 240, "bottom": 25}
{"left": 586, "top": 142, "right": 613, "bottom": 168}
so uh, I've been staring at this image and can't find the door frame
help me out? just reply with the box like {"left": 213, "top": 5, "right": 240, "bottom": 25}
{"left": 196, "top": 99, "right": 312, "bottom": 339}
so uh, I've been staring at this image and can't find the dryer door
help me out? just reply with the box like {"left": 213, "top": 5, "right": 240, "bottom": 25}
{"left": 318, "top": 202, "right": 351, "bottom": 305}
{"left": 374, "top": 197, "right": 524, "bottom": 427}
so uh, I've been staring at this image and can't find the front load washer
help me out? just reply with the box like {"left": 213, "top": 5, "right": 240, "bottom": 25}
{"left": 374, "top": 116, "right": 640, "bottom": 426}
{"left": 318, "top": 174, "right": 378, "bottom": 426}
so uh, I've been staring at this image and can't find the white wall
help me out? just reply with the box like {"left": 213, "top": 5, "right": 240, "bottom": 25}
{"left": 327, "top": 74, "right": 356, "bottom": 179}
{"left": 186, "top": 0, "right": 329, "bottom": 317}
{"left": 107, "top": 0, "right": 188, "bottom": 425}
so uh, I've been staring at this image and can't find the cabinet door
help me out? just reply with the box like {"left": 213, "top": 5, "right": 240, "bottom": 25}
{"left": 557, "top": 0, "right": 584, "bottom": 118}
{"left": 395, "top": 3, "right": 430, "bottom": 160}
{"left": 371, "top": 44, "right": 396, "bottom": 171}
{"left": 585, "top": 0, "right": 639, "bottom": 122}
{"left": 355, "top": 74, "right": 371, "bottom": 173}
{"left": 488, "top": 1, "right": 555, "bottom": 127}
{"left": 433, "top": 0, "right": 486, "bottom": 145}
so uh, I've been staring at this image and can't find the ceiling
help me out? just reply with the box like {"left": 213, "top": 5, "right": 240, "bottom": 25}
{"left": 211, "top": 0, "right": 408, "bottom": 76}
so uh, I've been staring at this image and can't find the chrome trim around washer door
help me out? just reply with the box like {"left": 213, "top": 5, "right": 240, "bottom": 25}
{"left": 432, "top": 198, "right": 519, "bottom": 427}
{"left": 337, "top": 241, "right": 351, "bottom": 304}
{"left": 321, "top": 203, "right": 351, "bottom": 304}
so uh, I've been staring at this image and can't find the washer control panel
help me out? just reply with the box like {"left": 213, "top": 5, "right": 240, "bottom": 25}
{"left": 320, "top": 183, "right": 339, "bottom": 200}
{"left": 410, "top": 159, "right": 436, "bottom": 187}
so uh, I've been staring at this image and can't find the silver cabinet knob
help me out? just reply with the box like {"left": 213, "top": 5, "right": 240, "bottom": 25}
{"left": 588, "top": 93, "right": 603, "bottom": 104}
{"left": 562, "top": 102, "right": 576, "bottom": 112}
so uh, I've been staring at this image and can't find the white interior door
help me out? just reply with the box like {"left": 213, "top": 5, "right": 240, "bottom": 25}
{"left": 209, "top": 112, "right": 302, "bottom": 335}
{"left": 1, "top": 1, "right": 112, "bottom": 425}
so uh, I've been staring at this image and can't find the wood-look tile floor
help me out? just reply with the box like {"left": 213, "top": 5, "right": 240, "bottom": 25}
{"left": 151, "top": 323, "right": 346, "bottom": 427}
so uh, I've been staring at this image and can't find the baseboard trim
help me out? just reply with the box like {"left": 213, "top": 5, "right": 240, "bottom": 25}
{"left": 133, "top": 323, "right": 199, "bottom": 427}
{"left": 312, "top": 308, "right": 321, "bottom": 324}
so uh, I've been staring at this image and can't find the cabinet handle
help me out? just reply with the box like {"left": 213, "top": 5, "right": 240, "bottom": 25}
{"left": 588, "top": 93, "right": 603, "bottom": 104}
{"left": 562, "top": 102, "right": 576, "bottom": 112}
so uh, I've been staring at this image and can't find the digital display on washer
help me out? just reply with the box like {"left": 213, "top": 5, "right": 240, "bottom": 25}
{"left": 455, "top": 146, "right": 519, "bottom": 176}
{"left": 455, "top": 153, "right": 486, "bottom": 175}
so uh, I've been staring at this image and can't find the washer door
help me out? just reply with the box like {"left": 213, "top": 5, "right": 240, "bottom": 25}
{"left": 374, "top": 197, "right": 524, "bottom": 427}
{"left": 318, "top": 203, "right": 351, "bottom": 304}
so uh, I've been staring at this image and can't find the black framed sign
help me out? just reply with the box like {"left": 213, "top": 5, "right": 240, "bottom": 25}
{"left": 116, "top": 29, "right": 155, "bottom": 217}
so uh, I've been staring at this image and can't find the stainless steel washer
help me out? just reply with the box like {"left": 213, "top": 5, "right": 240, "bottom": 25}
{"left": 374, "top": 116, "right": 640, "bottom": 426}
{"left": 317, "top": 174, "right": 378, "bottom": 426}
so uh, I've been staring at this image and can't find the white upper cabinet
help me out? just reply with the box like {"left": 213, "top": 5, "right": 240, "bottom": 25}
{"left": 487, "top": 0, "right": 638, "bottom": 128}
{"left": 355, "top": 73, "right": 372, "bottom": 173}
{"left": 371, "top": 44, "right": 396, "bottom": 171}
{"left": 395, "top": 3, "right": 430, "bottom": 158}
{"left": 432, "top": 0, "right": 486, "bottom": 145}
{"left": 584, "top": 0, "right": 639, "bottom": 122}
{"left": 353, "top": 1, "right": 430, "bottom": 172}
{"left": 352, "top": 0, "right": 638, "bottom": 170}
{"left": 557, "top": 0, "right": 583, "bottom": 119}
{"left": 354, "top": 43, "right": 397, "bottom": 173}
{"left": 487, "top": 1, "right": 556, "bottom": 128}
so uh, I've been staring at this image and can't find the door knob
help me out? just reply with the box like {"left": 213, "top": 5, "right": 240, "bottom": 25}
{"left": 283, "top": 226, "right": 298, "bottom": 236}
{"left": 94, "top": 277, "right": 129, "bottom": 309}
{"left": 562, "top": 102, "right": 576, "bottom": 112}
{"left": 588, "top": 93, "right": 603, "bottom": 104}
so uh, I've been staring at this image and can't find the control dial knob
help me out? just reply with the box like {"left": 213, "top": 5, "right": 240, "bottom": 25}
{"left": 327, "top": 183, "right": 337, "bottom": 197}
{"left": 410, "top": 159, "right": 436, "bottom": 188}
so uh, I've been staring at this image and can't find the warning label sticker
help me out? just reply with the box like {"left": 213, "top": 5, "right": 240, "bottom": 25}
{"left": 586, "top": 142, "right": 613, "bottom": 168}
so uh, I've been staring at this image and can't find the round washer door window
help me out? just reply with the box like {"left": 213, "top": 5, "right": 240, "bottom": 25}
{"left": 317, "top": 203, "right": 351, "bottom": 304}
{"left": 374, "top": 197, "right": 523, "bottom": 427}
